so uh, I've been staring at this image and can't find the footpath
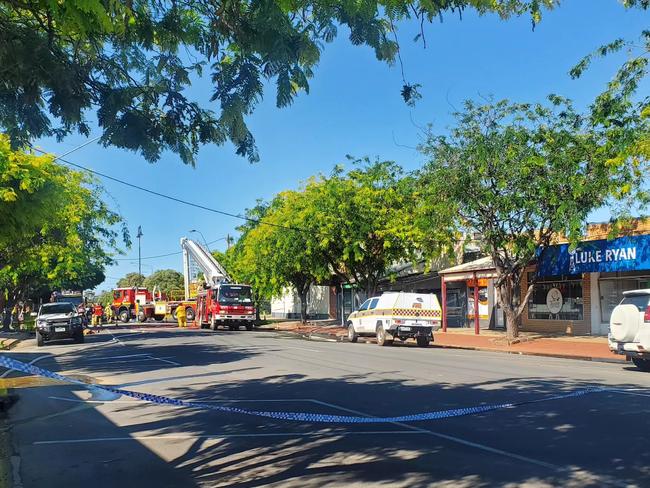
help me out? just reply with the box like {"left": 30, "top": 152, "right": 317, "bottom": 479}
{"left": 260, "top": 320, "right": 624, "bottom": 363}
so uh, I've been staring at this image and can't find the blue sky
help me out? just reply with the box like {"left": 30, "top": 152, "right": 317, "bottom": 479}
{"left": 36, "top": 1, "right": 648, "bottom": 292}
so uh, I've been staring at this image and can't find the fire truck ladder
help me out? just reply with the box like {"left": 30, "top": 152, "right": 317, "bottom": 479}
{"left": 180, "top": 237, "right": 231, "bottom": 300}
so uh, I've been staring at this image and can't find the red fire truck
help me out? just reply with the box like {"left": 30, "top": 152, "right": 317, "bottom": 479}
{"left": 181, "top": 237, "right": 255, "bottom": 330}
{"left": 111, "top": 287, "right": 167, "bottom": 323}
{"left": 196, "top": 283, "right": 255, "bottom": 330}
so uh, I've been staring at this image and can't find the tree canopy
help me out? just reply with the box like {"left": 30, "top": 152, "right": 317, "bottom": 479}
{"left": 143, "top": 269, "right": 184, "bottom": 295}
{"left": 0, "top": 0, "right": 554, "bottom": 164}
{"left": 417, "top": 96, "right": 645, "bottom": 340}
{"left": 0, "top": 136, "right": 127, "bottom": 306}
{"left": 116, "top": 272, "right": 146, "bottom": 288}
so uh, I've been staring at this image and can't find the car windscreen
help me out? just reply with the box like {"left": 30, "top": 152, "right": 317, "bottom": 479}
{"left": 621, "top": 295, "right": 650, "bottom": 312}
{"left": 218, "top": 286, "right": 252, "bottom": 305}
{"left": 57, "top": 296, "right": 83, "bottom": 306}
{"left": 40, "top": 303, "right": 75, "bottom": 315}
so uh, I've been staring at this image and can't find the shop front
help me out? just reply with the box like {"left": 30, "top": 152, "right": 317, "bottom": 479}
{"left": 527, "top": 233, "right": 650, "bottom": 335}
{"left": 439, "top": 257, "right": 504, "bottom": 334}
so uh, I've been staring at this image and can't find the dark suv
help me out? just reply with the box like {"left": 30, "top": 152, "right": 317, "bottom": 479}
{"left": 36, "top": 302, "right": 84, "bottom": 347}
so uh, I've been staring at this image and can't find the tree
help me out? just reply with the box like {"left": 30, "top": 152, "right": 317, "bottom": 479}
{"left": 569, "top": 2, "right": 649, "bottom": 213}
{"left": 417, "top": 97, "right": 643, "bottom": 341}
{"left": 0, "top": 1, "right": 552, "bottom": 164}
{"left": 143, "top": 269, "right": 184, "bottom": 295}
{"left": 116, "top": 272, "right": 146, "bottom": 288}
{"left": 234, "top": 192, "right": 329, "bottom": 323}
{"left": 0, "top": 139, "right": 128, "bottom": 308}
{"left": 301, "top": 159, "right": 417, "bottom": 296}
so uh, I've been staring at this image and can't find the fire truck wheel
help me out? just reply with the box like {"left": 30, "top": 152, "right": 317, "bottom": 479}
{"left": 210, "top": 316, "right": 217, "bottom": 330}
{"left": 171, "top": 308, "right": 178, "bottom": 321}
{"left": 119, "top": 309, "right": 130, "bottom": 323}
{"left": 246, "top": 324, "right": 253, "bottom": 331}
{"left": 228, "top": 325, "right": 237, "bottom": 331}
{"left": 185, "top": 307, "right": 195, "bottom": 321}
{"left": 137, "top": 310, "right": 147, "bottom": 323}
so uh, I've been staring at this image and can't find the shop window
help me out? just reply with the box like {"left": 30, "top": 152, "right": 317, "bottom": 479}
{"left": 527, "top": 277, "right": 583, "bottom": 321}
{"left": 599, "top": 276, "right": 650, "bottom": 323}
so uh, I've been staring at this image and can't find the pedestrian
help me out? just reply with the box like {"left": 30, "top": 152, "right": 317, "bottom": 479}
{"left": 176, "top": 305, "right": 187, "bottom": 328}
{"left": 104, "top": 304, "right": 113, "bottom": 325}
{"left": 92, "top": 303, "right": 103, "bottom": 326}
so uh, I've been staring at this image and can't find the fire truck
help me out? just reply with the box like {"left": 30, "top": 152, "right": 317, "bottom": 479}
{"left": 180, "top": 237, "right": 255, "bottom": 330}
{"left": 111, "top": 287, "right": 168, "bottom": 323}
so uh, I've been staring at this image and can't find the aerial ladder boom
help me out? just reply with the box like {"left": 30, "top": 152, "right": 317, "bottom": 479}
{"left": 180, "top": 237, "right": 231, "bottom": 300}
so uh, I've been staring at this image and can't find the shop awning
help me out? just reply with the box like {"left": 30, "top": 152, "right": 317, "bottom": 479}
{"left": 438, "top": 256, "right": 498, "bottom": 282}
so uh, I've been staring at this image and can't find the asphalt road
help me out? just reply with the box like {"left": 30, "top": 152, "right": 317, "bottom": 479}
{"left": 2, "top": 326, "right": 650, "bottom": 487}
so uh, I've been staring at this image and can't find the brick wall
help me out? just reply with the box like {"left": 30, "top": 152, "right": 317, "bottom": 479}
{"left": 520, "top": 266, "right": 591, "bottom": 335}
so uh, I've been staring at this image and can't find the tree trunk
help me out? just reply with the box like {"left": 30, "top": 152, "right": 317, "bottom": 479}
{"left": 298, "top": 286, "right": 309, "bottom": 324}
{"left": 496, "top": 278, "right": 521, "bottom": 343}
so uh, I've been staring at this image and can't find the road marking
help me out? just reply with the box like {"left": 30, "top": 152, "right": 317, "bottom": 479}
{"left": 33, "top": 430, "right": 420, "bottom": 445}
{"left": 311, "top": 399, "right": 560, "bottom": 471}
{"left": 85, "top": 354, "right": 151, "bottom": 361}
{"left": 152, "top": 357, "right": 181, "bottom": 366}
{"left": 609, "top": 389, "right": 650, "bottom": 398}
{"left": 48, "top": 396, "right": 330, "bottom": 404}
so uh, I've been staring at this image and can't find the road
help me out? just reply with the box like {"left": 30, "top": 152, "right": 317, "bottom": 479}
{"left": 2, "top": 326, "right": 650, "bottom": 487}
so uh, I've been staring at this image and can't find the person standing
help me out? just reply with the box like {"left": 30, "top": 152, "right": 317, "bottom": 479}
{"left": 92, "top": 303, "right": 103, "bottom": 326}
{"left": 176, "top": 305, "right": 187, "bottom": 328}
{"left": 104, "top": 304, "right": 113, "bottom": 324}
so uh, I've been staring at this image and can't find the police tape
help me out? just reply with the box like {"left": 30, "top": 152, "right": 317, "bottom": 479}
{"left": 0, "top": 355, "right": 608, "bottom": 424}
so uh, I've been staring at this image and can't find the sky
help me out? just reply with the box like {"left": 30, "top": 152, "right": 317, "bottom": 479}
{"left": 35, "top": 1, "right": 649, "bottom": 292}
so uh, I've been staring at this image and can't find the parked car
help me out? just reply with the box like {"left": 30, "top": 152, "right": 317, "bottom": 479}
{"left": 347, "top": 292, "right": 441, "bottom": 347}
{"left": 608, "top": 289, "right": 650, "bottom": 371}
{"left": 35, "top": 302, "right": 85, "bottom": 347}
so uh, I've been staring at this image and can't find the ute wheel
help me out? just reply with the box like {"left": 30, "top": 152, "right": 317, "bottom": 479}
{"left": 171, "top": 308, "right": 178, "bottom": 321}
{"left": 376, "top": 325, "right": 393, "bottom": 347}
{"left": 185, "top": 307, "right": 195, "bottom": 322}
{"left": 632, "top": 357, "right": 650, "bottom": 372}
{"left": 154, "top": 315, "right": 164, "bottom": 322}
{"left": 36, "top": 330, "right": 44, "bottom": 347}
{"left": 347, "top": 322, "right": 358, "bottom": 343}
{"left": 416, "top": 336, "right": 430, "bottom": 348}
{"left": 74, "top": 330, "right": 85, "bottom": 344}
{"left": 119, "top": 309, "right": 130, "bottom": 323}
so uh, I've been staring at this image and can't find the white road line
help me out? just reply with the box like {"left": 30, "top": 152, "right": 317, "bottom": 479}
{"left": 48, "top": 396, "right": 328, "bottom": 404}
{"left": 311, "top": 399, "right": 560, "bottom": 471}
{"left": 85, "top": 354, "right": 151, "bottom": 361}
{"left": 609, "top": 389, "right": 650, "bottom": 398}
{"left": 33, "top": 430, "right": 420, "bottom": 445}
{"left": 152, "top": 357, "right": 182, "bottom": 366}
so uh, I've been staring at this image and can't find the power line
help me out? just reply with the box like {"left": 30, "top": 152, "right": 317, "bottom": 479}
{"left": 112, "top": 237, "right": 227, "bottom": 261}
{"left": 29, "top": 146, "right": 307, "bottom": 234}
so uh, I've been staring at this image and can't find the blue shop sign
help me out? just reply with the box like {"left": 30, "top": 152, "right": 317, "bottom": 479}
{"left": 537, "top": 234, "right": 650, "bottom": 277}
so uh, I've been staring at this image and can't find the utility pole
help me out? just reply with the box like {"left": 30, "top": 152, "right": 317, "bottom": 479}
{"left": 137, "top": 226, "right": 143, "bottom": 278}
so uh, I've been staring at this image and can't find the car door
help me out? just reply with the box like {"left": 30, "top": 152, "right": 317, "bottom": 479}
{"left": 354, "top": 299, "right": 371, "bottom": 333}
{"left": 364, "top": 297, "right": 380, "bottom": 332}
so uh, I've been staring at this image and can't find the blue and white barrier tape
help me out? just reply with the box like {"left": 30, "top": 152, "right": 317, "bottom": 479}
{"left": 0, "top": 355, "right": 608, "bottom": 424}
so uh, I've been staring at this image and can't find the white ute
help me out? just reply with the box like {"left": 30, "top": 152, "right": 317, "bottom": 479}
{"left": 347, "top": 292, "right": 441, "bottom": 347}
{"left": 608, "top": 289, "right": 650, "bottom": 372}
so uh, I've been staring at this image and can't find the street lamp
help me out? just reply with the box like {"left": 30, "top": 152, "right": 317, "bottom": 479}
{"left": 189, "top": 229, "right": 210, "bottom": 252}
{"left": 136, "top": 225, "right": 143, "bottom": 277}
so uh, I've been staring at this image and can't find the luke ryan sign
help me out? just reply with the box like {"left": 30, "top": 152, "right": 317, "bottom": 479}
{"left": 536, "top": 234, "right": 650, "bottom": 277}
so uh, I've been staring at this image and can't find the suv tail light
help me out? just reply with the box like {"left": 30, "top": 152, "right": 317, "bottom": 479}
{"left": 644, "top": 305, "right": 650, "bottom": 323}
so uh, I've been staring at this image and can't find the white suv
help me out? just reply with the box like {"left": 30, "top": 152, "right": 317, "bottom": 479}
{"left": 608, "top": 289, "right": 650, "bottom": 371}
